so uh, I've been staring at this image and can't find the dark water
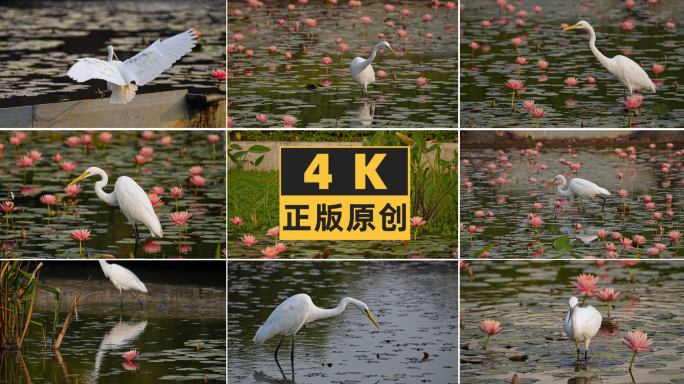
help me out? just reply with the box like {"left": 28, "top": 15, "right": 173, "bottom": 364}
{"left": 460, "top": 0, "right": 683, "bottom": 127}
{"left": 0, "top": 0, "right": 226, "bottom": 108}
{"left": 228, "top": 0, "right": 457, "bottom": 127}
{"left": 2, "top": 260, "right": 226, "bottom": 383}
{"left": 461, "top": 260, "right": 684, "bottom": 383}
{"left": 228, "top": 261, "right": 458, "bottom": 383}
{"left": 461, "top": 143, "right": 684, "bottom": 258}
{"left": 0, "top": 130, "right": 226, "bottom": 258}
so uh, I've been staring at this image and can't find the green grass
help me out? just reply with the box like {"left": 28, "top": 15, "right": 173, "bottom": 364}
{"left": 228, "top": 130, "right": 458, "bottom": 143}
{"left": 228, "top": 170, "right": 457, "bottom": 239}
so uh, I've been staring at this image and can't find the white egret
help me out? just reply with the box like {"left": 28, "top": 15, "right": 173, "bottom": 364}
{"left": 67, "top": 29, "right": 199, "bottom": 104}
{"left": 253, "top": 293, "right": 380, "bottom": 373}
{"left": 563, "top": 21, "right": 656, "bottom": 96}
{"left": 553, "top": 175, "right": 611, "bottom": 211}
{"left": 564, "top": 296, "right": 602, "bottom": 360}
{"left": 69, "top": 167, "right": 163, "bottom": 256}
{"left": 350, "top": 41, "right": 399, "bottom": 97}
{"left": 99, "top": 260, "right": 148, "bottom": 307}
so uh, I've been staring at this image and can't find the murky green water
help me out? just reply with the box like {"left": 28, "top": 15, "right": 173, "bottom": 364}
{"left": 227, "top": 229, "right": 456, "bottom": 259}
{"left": 228, "top": 0, "right": 457, "bottom": 127}
{"left": 461, "top": 260, "right": 684, "bottom": 383}
{"left": 228, "top": 261, "right": 457, "bottom": 383}
{"left": 459, "top": 0, "right": 683, "bottom": 127}
{"left": 0, "top": 0, "right": 225, "bottom": 108}
{"left": 0, "top": 131, "right": 226, "bottom": 258}
{"left": 461, "top": 143, "right": 684, "bottom": 258}
{"left": 2, "top": 261, "right": 226, "bottom": 383}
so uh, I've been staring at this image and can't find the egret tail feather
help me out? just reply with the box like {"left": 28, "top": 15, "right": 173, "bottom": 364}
{"left": 109, "top": 83, "right": 138, "bottom": 104}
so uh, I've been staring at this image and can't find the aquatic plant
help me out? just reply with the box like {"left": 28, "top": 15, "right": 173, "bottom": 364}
{"left": 595, "top": 287, "right": 620, "bottom": 317}
{"left": 621, "top": 330, "right": 653, "bottom": 370}
{"left": 478, "top": 319, "right": 503, "bottom": 349}
{"left": 571, "top": 273, "right": 601, "bottom": 306}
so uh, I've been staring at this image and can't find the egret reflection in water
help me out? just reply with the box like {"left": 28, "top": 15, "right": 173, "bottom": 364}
{"left": 89, "top": 318, "right": 148, "bottom": 382}
{"left": 350, "top": 101, "right": 375, "bottom": 126}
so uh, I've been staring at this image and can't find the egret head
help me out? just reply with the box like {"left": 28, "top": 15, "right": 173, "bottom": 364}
{"left": 379, "top": 41, "right": 399, "bottom": 59}
{"left": 563, "top": 20, "right": 591, "bottom": 32}
{"left": 106, "top": 45, "right": 119, "bottom": 61}
{"left": 351, "top": 301, "right": 380, "bottom": 329}
{"left": 69, "top": 167, "right": 99, "bottom": 185}
{"left": 568, "top": 296, "right": 579, "bottom": 317}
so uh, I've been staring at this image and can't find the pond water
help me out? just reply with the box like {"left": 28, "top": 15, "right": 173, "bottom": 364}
{"left": 2, "top": 261, "right": 226, "bottom": 383}
{"left": 228, "top": 0, "right": 457, "bottom": 127}
{"left": 227, "top": 229, "right": 456, "bottom": 259}
{"left": 0, "top": 131, "right": 226, "bottom": 258}
{"left": 0, "top": 0, "right": 225, "bottom": 108}
{"left": 228, "top": 261, "right": 458, "bottom": 383}
{"left": 459, "top": 0, "right": 684, "bottom": 127}
{"left": 461, "top": 260, "right": 684, "bottom": 383}
{"left": 461, "top": 143, "right": 684, "bottom": 259}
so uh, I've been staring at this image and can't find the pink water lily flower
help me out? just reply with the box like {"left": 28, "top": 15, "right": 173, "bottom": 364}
{"left": 241, "top": 234, "right": 258, "bottom": 246}
{"left": 65, "top": 184, "right": 82, "bottom": 196}
{"left": 122, "top": 350, "right": 140, "bottom": 361}
{"left": 410, "top": 217, "right": 426, "bottom": 226}
{"left": 266, "top": 226, "right": 280, "bottom": 239}
{"left": 622, "top": 330, "right": 654, "bottom": 370}
{"left": 231, "top": 217, "right": 244, "bottom": 226}
{"left": 572, "top": 273, "right": 601, "bottom": 297}
{"left": 479, "top": 319, "right": 503, "bottom": 349}
{"left": 261, "top": 246, "right": 280, "bottom": 259}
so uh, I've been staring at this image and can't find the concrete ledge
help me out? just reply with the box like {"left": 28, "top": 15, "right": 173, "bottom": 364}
{"left": 0, "top": 90, "right": 226, "bottom": 128}
{"left": 229, "top": 141, "right": 458, "bottom": 172}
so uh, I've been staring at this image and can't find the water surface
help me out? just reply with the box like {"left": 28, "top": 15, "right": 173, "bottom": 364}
{"left": 461, "top": 260, "right": 684, "bottom": 383}
{"left": 228, "top": 261, "right": 458, "bottom": 383}
{"left": 461, "top": 143, "right": 684, "bottom": 258}
{"left": 460, "top": 0, "right": 683, "bottom": 127}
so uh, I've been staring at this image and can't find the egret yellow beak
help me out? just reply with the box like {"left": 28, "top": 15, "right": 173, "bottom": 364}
{"left": 366, "top": 309, "right": 380, "bottom": 329}
{"left": 69, "top": 172, "right": 90, "bottom": 186}
{"left": 386, "top": 46, "right": 399, "bottom": 59}
{"left": 563, "top": 23, "right": 581, "bottom": 31}
{"left": 545, "top": 180, "right": 557, "bottom": 188}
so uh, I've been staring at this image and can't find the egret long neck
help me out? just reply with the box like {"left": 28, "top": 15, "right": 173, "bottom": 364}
{"left": 556, "top": 176, "right": 572, "bottom": 197}
{"left": 308, "top": 298, "right": 355, "bottom": 322}
{"left": 357, "top": 44, "right": 383, "bottom": 73}
{"left": 93, "top": 171, "right": 118, "bottom": 205}
{"left": 587, "top": 28, "right": 612, "bottom": 71}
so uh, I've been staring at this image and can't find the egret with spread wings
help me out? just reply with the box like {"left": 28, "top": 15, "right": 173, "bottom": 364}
{"left": 67, "top": 29, "right": 199, "bottom": 104}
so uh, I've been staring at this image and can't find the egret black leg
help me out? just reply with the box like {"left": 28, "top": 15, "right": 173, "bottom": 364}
{"left": 600, "top": 196, "right": 606, "bottom": 211}
{"left": 291, "top": 334, "right": 295, "bottom": 379}
{"left": 119, "top": 289, "right": 123, "bottom": 308}
{"left": 131, "top": 291, "right": 144, "bottom": 308}
{"left": 585, "top": 350, "right": 588, "bottom": 361}
{"left": 274, "top": 335, "right": 284, "bottom": 360}
{"left": 132, "top": 223, "right": 140, "bottom": 256}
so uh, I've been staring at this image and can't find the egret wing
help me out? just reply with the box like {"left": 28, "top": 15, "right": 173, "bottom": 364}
{"left": 579, "top": 305, "right": 602, "bottom": 338}
{"left": 109, "top": 263, "right": 148, "bottom": 293}
{"left": 613, "top": 55, "right": 656, "bottom": 92}
{"left": 569, "top": 178, "right": 610, "bottom": 196}
{"left": 123, "top": 29, "right": 198, "bottom": 86}
{"left": 67, "top": 58, "right": 127, "bottom": 86}
{"left": 254, "top": 294, "right": 310, "bottom": 343}
{"left": 114, "top": 176, "right": 163, "bottom": 237}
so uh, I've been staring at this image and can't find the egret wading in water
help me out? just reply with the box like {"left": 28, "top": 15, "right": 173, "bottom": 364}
{"left": 253, "top": 293, "right": 380, "bottom": 377}
{"left": 552, "top": 175, "right": 611, "bottom": 211}
{"left": 350, "top": 41, "right": 399, "bottom": 97}
{"left": 564, "top": 296, "right": 602, "bottom": 360}
{"left": 563, "top": 21, "right": 656, "bottom": 98}
{"left": 99, "top": 260, "right": 148, "bottom": 308}
{"left": 70, "top": 167, "right": 163, "bottom": 256}
{"left": 67, "top": 29, "right": 199, "bottom": 104}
